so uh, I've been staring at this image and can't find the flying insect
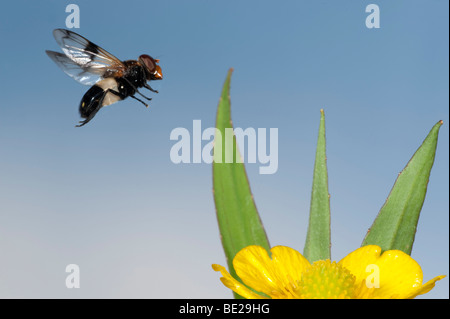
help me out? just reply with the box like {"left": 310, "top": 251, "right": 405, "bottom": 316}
{"left": 46, "top": 29, "right": 163, "bottom": 127}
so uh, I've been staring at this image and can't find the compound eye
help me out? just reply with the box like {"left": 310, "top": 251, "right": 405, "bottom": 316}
{"left": 139, "top": 54, "right": 156, "bottom": 73}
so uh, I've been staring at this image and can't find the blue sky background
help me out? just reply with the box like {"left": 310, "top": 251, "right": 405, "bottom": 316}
{"left": 0, "top": 0, "right": 448, "bottom": 298}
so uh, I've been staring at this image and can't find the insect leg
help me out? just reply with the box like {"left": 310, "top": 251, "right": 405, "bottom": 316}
{"left": 122, "top": 78, "right": 153, "bottom": 100}
{"left": 144, "top": 83, "right": 159, "bottom": 94}
{"left": 130, "top": 95, "right": 149, "bottom": 108}
{"left": 135, "top": 90, "right": 152, "bottom": 101}
{"left": 109, "top": 87, "right": 149, "bottom": 108}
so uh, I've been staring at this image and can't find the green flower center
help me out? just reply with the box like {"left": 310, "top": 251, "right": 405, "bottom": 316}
{"left": 299, "top": 260, "right": 356, "bottom": 299}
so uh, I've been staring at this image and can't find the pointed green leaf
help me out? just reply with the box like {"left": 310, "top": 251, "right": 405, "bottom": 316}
{"left": 213, "top": 68, "right": 270, "bottom": 298}
{"left": 362, "top": 120, "right": 443, "bottom": 254}
{"left": 303, "top": 109, "right": 331, "bottom": 262}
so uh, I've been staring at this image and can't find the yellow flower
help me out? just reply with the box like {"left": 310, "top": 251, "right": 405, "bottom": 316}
{"left": 212, "top": 245, "right": 445, "bottom": 299}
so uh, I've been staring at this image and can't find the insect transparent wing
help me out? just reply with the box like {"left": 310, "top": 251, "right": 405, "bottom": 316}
{"left": 46, "top": 50, "right": 103, "bottom": 85}
{"left": 52, "top": 29, "right": 125, "bottom": 77}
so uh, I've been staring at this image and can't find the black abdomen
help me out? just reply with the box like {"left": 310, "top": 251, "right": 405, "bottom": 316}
{"left": 79, "top": 78, "right": 122, "bottom": 119}
{"left": 79, "top": 85, "right": 104, "bottom": 118}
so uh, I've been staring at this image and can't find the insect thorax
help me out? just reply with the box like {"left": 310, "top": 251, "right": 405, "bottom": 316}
{"left": 122, "top": 61, "right": 147, "bottom": 88}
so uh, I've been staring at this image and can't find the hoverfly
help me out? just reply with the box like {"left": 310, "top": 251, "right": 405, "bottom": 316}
{"left": 46, "top": 29, "right": 163, "bottom": 127}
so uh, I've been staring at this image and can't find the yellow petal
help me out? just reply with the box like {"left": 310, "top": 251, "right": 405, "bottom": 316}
{"left": 270, "top": 246, "right": 311, "bottom": 293}
{"left": 371, "top": 249, "right": 424, "bottom": 298}
{"left": 212, "top": 264, "right": 266, "bottom": 299}
{"left": 339, "top": 245, "right": 443, "bottom": 298}
{"left": 233, "top": 245, "right": 310, "bottom": 298}
{"left": 232, "top": 246, "right": 280, "bottom": 296}
{"left": 338, "top": 245, "right": 382, "bottom": 283}
{"left": 405, "top": 275, "right": 446, "bottom": 299}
